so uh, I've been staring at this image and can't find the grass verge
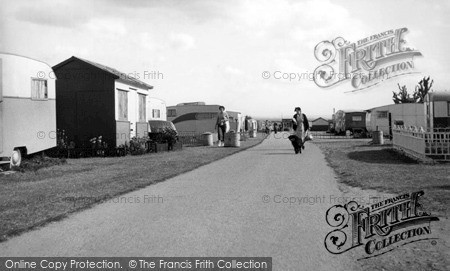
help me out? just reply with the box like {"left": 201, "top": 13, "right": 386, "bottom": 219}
{"left": 0, "top": 137, "right": 265, "bottom": 242}
{"left": 314, "top": 140, "right": 449, "bottom": 218}
{"left": 314, "top": 139, "right": 450, "bottom": 271}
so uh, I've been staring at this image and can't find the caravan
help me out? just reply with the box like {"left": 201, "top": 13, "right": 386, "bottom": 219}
{"left": 333, "top": 110, "right": 367, "bottom": 136}
{"left": 0, "top": 53, "right": 56, "bottom": 167}
{"left": 425, "top": 91, "right": 450, "bottom": 130}
{"left": 366, "top": 103, "right": 426, "bottom": 137}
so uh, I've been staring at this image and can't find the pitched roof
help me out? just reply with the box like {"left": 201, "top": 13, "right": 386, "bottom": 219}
{"left": 53, "top": 56, "right": 153, "bottom": 90}
{"left": 312, "top": 117, "right": 329, "bottom": 122}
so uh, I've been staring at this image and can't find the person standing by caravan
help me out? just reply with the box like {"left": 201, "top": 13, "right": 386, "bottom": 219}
{"left": 290, "top": 107, "right": 310, "bottom": 154}
{"left": 215, "top": 105, "right": 230, "bottom": 147}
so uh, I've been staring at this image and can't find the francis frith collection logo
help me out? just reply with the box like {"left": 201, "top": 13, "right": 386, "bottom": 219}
{"left": 324, "top": 191, "right": 439, "bottom": 259}
{"left": 313, "top": 27, "right": 422, "bottom": 92}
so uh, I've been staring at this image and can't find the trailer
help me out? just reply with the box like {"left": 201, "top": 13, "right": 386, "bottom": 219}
{"left": 366, "top": 103, "right": 426, "bottom": 138}
{"left": 425, "top": 91, "right": 450, "bottom": 129}
{"left": 333, "top": 110, "right": 367, "bottom": 136}
{"left": 247, "top": 118, "right": 258, "bottom": 137}
{"left": 167, "top": 102, "right": 242, "bottom": 134}
{"left": 0, "top": 53, "right": 56, "bottom": 167}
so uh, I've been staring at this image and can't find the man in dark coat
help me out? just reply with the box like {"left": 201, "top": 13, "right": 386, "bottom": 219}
{"left": 288, "top": 107, "right": 309, "bottom": 154}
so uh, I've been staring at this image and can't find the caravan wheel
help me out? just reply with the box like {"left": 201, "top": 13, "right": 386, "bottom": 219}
{"left": 10, "top": 149, "right": 22, "bottom": 168}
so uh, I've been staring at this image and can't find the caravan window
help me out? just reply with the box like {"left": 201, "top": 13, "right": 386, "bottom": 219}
{"left": 197, "top": 113, "right": 215, "bottom": 119}
{"left": 167, "top": 109, "right": 176, "bottom": 117}
{"left": 377, "top": 111, "right": 388, "bottom": 118}
{"left": 152, "top": 109, "right": 161, "bottom": 118}
{"left": 394, "top": 120, "right": 404, "bottom": 126}
{"left": 118, "top": 90, "right": 128, "bottom": 120}
{"left": 138, "top": 94, "right": 146, "bottom": 122}
{"left": 31, "top": 79, "right": 48, "bottom": 100}
{"left": 352, "top": 116, "right": 362, "bottom": 121}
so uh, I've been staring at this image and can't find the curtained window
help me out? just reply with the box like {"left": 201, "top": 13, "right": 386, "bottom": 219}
{"left": 376, "top": 111, "right": 388, "bottom": 119}
{"left": 118, "top": 90, "right": 128, "bottom": 120}
{"left": 152, "top": 109, "right": 160, "bottom": 118}
{"left": 138, "top": 94, "right": 146, "bottom": 122}
{"left": 167, "top": 109, "right": 176, "bottom": 117}
{"left": 31, "top": 79, "right": 48, "bottom": 100}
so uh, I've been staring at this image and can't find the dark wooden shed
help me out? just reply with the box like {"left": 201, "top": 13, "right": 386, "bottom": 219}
{"left": 53, "top": 56, "right": 153, "bottom": 149}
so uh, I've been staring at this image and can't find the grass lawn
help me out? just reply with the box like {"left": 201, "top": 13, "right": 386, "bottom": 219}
{"left": 314, "top": 139, "right": 450, "bottom": 271}
{"left": 314, "top": 139, "right": 450, "bottom": 218}
{"left": 0, "top": 137, "right": 264, "bottom": 242}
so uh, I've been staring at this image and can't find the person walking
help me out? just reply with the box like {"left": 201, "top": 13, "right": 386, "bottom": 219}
{"left": 215, "top": 105, "right": 230, "bottom": 147}
{"left": 289, "top": 107, "right": 310, "bottom": 154}
{"left": 265, "top": 120, "right": 270, "bottom": 135}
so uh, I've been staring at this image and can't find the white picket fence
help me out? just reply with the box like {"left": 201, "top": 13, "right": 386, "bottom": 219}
{"left": 392, "top": 126, "right": 450, "bottom": 161}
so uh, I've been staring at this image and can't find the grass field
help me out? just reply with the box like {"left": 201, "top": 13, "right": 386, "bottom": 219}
{"left": 0, "top": 137, "right": 264, "bottom": 242}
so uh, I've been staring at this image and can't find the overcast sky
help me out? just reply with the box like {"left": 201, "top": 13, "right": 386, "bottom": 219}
{"left": 1, "top": 0, "right": 449, "bottom": 119}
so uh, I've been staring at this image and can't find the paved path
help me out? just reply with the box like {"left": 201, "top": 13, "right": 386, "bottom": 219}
{"left": 0, "top": 132, "right": 358, "bottom": 270}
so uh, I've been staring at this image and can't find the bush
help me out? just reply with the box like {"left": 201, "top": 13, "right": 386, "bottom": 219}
{"left": 162, "top": 127, "right": 178, "bottom": 144}
{"left": 129, "top": 136, "right": 149, "bottom": 155}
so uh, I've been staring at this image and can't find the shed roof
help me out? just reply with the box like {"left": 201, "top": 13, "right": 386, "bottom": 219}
{"left": 312, "top": 117, "right": 329, "bottom": 122}
{"left": 53, "top": 56, "right": 153, "bottom": 90}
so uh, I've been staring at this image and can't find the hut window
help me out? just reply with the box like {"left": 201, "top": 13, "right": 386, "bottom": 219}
{"left": 118, "top": 90, "right": 128, "bottom": 120}
{"left": 31, "top": 79, "right": 48, "bottom": 100}
{"left": 138, "top": 94, "right": 146, "bottom": 122}
{"left": 152, "top": 109, "right": 160, "bottom": 118}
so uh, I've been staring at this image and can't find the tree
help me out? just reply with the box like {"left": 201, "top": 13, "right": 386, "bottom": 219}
{"left": 393, "top": 84, "right": 413, "bottom": 104}
{"left": 414, "top": 76, "right": 433, "bottom": 103}
{"left": 392, "top": 76, "right": 434, "bottom": 104}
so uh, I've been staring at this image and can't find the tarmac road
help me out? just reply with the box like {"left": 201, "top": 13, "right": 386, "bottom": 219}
{"left": 0, "top": 132, "right": 359, "bottom": 270}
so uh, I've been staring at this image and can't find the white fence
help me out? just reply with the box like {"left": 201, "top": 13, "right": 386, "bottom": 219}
{"left": 392, "top": 126, "right": 450, "bottom": 161}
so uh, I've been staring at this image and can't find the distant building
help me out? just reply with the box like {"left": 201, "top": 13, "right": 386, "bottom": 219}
{"left": 53, "top": 56, "right": 154, "bottom": 148}
{"left": 311, "top": 117, "right": 329, "bottom": 131}
{"left": 167, "top": 102, "right": 242, "bottom": 134}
